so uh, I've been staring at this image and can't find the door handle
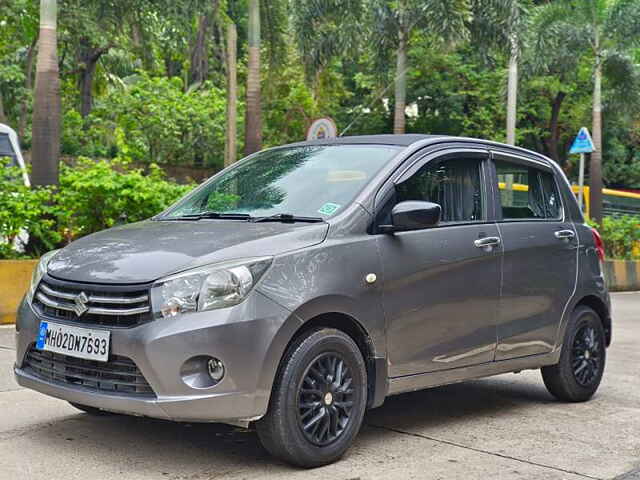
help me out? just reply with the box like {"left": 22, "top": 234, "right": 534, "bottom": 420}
{"left": 474, "top": 236, "right": 501, "bottom": 252}
{"left": 554, "top": 230, "right": 575, "bottom": 240}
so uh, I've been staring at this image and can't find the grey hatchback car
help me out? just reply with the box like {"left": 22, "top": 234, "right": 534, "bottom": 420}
{"left": 15, "top": 135, "right": 611, "bottom": 467}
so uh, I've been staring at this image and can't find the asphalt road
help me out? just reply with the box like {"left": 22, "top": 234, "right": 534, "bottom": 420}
{"left": 1, "top": 293, "right": 639, "bottom": 480}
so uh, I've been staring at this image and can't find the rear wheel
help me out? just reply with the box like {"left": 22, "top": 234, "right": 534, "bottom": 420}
{"left": 542, "top": 306, "right": 606, "bottom": 402}
{"left": 256, "top": 328, "right": 367, "bottom": 468}
{"left": 69, "top": 402, "right": 115, "bottom": 416}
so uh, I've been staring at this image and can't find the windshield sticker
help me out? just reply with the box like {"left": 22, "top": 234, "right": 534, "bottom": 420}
{"left": 318, "top": 202, "right": 341, "bottom": 216}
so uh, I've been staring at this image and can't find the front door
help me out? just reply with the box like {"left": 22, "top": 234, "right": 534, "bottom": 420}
{"left": 491, "top": 152, "right": 578, "bottom": 361}
{"left": 376, "top": 149, "right": 501, "bottom": 377}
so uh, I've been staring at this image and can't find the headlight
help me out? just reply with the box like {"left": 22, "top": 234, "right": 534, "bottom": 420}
{"left": 150, "top": 257, "right": 272, "bottom": 319}
{"left": 25, "top": 249, "right": 59, "bottom": 305}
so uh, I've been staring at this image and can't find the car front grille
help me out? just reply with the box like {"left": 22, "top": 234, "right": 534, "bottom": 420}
{"left": 23, "top": 346, "right": 155, "bottom": 397}
{"left": 32, "top": 276, "right": 152, "bottom": 328}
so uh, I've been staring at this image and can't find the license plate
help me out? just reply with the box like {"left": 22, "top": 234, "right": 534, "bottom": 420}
{"left": 36, "top": 321, "right": 110, "bottom": 362}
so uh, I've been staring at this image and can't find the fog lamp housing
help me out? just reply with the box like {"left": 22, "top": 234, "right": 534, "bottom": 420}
{"left": 180, "top": 356, "right": 226, "bottom": 389}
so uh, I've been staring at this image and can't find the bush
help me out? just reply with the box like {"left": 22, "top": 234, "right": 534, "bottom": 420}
{"left": 589, "top": 215, "right": 640, "bottom": 260}
{"left": 0, "top": 159, "right": 194, "bottom": 259}
{"left": 0, "top": 159, "right": 60, "bottom": 258}
{"left": 61, "top": 74, "right": 228, "bottom": 168}
{"left": 56, "top": 158, "right": 194, "bottom": 239}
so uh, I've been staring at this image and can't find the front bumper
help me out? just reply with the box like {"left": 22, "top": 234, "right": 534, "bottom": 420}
{"left": 14, "top": 291, "right": 301, "bottom": 425}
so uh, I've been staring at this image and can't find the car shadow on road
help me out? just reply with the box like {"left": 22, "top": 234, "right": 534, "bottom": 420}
{"left": 26, "top": 375, "right": 556, "bottom": 475}
{"left": 364, "top": 374, "right": 556, "bottom": 431}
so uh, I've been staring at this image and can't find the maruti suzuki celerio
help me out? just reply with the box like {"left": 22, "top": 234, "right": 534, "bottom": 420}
{"left": 15, "top": 135, "right": 611, "bottom": 467}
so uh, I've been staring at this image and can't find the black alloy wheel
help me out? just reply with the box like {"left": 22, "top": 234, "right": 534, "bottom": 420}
{"left": 297, "top": 353, "right": 354, "bottom": 446}
{"left": 256, "top": 328, "right": 367, "bottom": 468}
{"left": 571, "top": 324, "right": 603, "bottom": 387}
{"left": 542, "top": 305, "right": 606, "bottom": 402}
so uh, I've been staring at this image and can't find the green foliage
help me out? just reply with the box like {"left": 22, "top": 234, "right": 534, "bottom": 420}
{"left": 60, "top": 74, "right": 228, "bottom": 167}
{"left": 0, "top": 159, "right": 193, "bottom": 259}
{"left": 56, "top": 157, "right": 193, "bottom": 238}
{"left": 588, "top": 216, "right": 640, "bottom": 260}
{"left": 0, "top": 159, "right": 60, "bottom": 259}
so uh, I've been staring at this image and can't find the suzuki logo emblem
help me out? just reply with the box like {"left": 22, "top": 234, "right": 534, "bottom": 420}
{"left": 73, "top": 292, "right": 89, "bottom": 317}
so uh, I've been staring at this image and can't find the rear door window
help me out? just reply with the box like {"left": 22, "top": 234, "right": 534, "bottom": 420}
{"left": 495, "top": 159, "right": 562, "bottom": 220}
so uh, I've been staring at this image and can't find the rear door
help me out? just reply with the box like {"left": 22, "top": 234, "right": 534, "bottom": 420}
{"left": 376, "top": 148, "right": 501, "bottom": 376}
{"left": 490, "top": 151, "right": 577, "bottom": 361}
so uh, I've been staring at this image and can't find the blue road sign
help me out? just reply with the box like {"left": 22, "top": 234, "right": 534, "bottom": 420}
{"left": 569, "top": 127, "right": 595, "bottom": 154}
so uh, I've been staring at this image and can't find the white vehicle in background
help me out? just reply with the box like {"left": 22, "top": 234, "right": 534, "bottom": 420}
{"left": 0, "top": 123, "right": 30, "bottom": 186}
{"left": 1, "top": 123, "right": 30, "bottom": 252}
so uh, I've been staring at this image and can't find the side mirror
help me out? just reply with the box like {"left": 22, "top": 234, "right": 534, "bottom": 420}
{"left": 379, "top": 201, "right": 441, "bottom": 233}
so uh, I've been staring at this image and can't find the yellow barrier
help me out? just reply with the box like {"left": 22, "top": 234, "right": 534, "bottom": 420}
{"left": 604, "top": 259, "right": 640, "bottom": 291}
{"left": 0, "top": 260, "right": 37, "bottom": 325}
{"left": 498, "top": 182, "right": 640, "bottom": 219}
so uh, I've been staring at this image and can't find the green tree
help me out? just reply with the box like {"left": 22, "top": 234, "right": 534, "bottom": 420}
{"left": 370, "top": 0, "right": 471, "bottom": 134}
{"left": 470, "top": 0, "right": 531, "bottom": 145}
{"left": 291, "top": 0, "right": 363, "bottom": 89}
{"left": 539, "top": 0, "right": 640, "bottom": 223}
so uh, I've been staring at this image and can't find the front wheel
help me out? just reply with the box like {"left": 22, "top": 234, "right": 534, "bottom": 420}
{"left": 541, "top": 306, "right": 606, "bottom": 402}
{"left": 256, "top": 328, "right": 367, "bottom": 468}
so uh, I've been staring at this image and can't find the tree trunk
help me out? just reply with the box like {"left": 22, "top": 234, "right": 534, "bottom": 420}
{"left": 546, "top": 91, "right": 566, "bottom": 164}
{"left": 189, "top": 14, "right": 211, "bottom": 87}
{"left": 505, "top": 36, "right": 518, "bottom": 145}
{"left": 590, "top": 57, "right": 604, "bottom": 224}
{"left": 19, "top": 35, "right": 38, "bottom": 140}
{"left": 225, "top": 23, "right": 238, "bottom": 167}
{"left": 164, "top": 56, "right": 181, "bottom": 78}
{"left": 393, "top": 32, "right": 407, "bottom": 135}
{"left": 131, "top": 17, "right": 154, "bottom": 72}
{"left": 78, "top": 38, "right": 108, "bottom": 118}
{"left": 244, "top": 0, "right": 262, "bottom": 155}
{"left": 31, "top": 0, "right": 61, "bottom": 186}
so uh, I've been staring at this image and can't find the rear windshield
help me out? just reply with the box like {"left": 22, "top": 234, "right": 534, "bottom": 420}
{"left": 162, "top": 144, "right": 400, "bottom": 219}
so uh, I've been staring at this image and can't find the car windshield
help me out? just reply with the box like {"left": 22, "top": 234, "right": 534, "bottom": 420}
{"left": 160, "top": 144, "right": 400, "bottom": 220}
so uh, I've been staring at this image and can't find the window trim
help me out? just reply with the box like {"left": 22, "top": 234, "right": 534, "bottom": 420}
{"left": 489, "top": 151, "right": 565, "bottom": 223}
{"left": 371, "top": 147, "right": 495, "bottom": 233}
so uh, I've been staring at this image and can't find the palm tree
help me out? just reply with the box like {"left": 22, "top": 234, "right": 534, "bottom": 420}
{"left": 371, "top": 0, "right": 471, "bottom": 134}
{"left": 31, "top": 0, "right": 60, "bottom": 186}
{"left": 292, "top": 0, "right": 363, "bottom": 90}
{"left": 525, "top": 2, "right": 585, "bottom": 163}
{"left": 537, "top": 0, "right": 640, "bottom": 224}
{"left": 470, "top": 0, "right": 530, "bottom": 145}
{"left": 244, "top": 0, "right": 261, "bottom": 155}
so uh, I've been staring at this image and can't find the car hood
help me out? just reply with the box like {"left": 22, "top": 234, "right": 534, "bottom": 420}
{"left": 48, "top": 220, "right": 329, "bottom": 284}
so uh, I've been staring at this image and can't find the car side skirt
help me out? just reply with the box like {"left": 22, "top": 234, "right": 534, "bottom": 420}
{"left": 387, "top": 349, "right": 561, "bottom": 396}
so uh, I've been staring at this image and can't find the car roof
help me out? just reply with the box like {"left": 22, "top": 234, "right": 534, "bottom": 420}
{"left": 0, "top": 123, "right": 19, "bottom": 135}
{"left": 286, "top": 134, "right": 554, "bottom": 166}
{"left": 287, "top": 134, "right": 444, "bottom": 147}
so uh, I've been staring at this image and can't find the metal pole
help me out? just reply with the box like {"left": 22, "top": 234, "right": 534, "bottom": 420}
{"left": 578, "top": 153, "right": 585, "bottom": 212}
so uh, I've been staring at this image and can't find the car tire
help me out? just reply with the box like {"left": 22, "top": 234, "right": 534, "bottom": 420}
{"left": 69, "top": 402, "right": 116, "bottom": 416}
{"left": 541, "top": 306, "right": 606, "bottom": 402}
{"left": 256, "top": 328, "right": 368, "bottom": 468}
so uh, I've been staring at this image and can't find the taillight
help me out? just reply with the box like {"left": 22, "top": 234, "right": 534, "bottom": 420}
{"left": 591, "top": 227, "right": 605, "bottom": 261}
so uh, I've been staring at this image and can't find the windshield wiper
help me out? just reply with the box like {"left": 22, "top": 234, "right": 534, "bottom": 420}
{"left": 251, "top": 213, "right": 324, "bottom": 223}
{"left": 162, "top": 212, "right": 253, "bottom": 221}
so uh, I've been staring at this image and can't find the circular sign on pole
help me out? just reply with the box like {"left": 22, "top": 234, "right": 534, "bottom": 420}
{"left": 306, "top": 118, "right": 338, "bottom": 141}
